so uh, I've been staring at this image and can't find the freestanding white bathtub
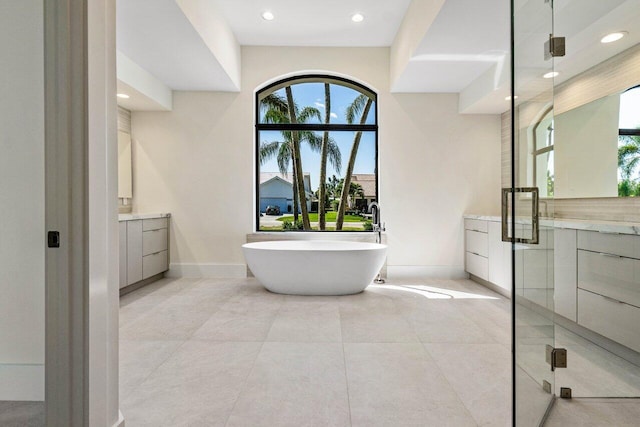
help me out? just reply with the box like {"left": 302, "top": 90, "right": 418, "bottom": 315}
{"left": 242, "top": 240, "right": 387, "bottom": 295}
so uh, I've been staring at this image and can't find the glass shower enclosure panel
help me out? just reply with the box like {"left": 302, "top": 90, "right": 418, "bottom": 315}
{"left": 513, "top": 0, "right": 640, "bottom": 425}
{"left": 511, "top": 0, "right": 556, "bottom": 424}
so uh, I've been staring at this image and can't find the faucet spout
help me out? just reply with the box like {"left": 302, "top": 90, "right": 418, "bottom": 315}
{"left": 368, "top": 202, "right": 380, "bottom": 227}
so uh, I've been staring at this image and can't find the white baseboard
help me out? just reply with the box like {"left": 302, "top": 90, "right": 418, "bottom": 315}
{"left": 0, "top": 364, "right": 44, "bottom": 401}
{"left": 167, "top": 263, "right": 247, "bottom": 279}
{"left": 387, "top": 265, "right": 468, "bottom": 280}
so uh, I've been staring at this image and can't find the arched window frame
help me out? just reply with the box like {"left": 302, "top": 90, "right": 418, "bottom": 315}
{"left": 254, "top": 74, "right": 379, "bottom": 231}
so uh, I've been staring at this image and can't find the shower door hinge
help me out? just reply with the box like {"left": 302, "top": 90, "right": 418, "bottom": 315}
{"left": 560, "top": 387, "right": 572, "bottom": 399}
{"left": 545, "top": 345, "right": 567, "bottom": 371}
{"left": 544, "top": 34, "right": 566, "bottom": 60}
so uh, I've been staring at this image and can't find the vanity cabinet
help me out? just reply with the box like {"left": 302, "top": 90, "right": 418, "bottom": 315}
{"left": 576, "top": 230, "right": 640, "bottom": 352}
{"left": 465, "top": 215, "right": 640, "bottom": 354}
{"left": 119, "top": 215, "right": 169, "bottom": 290}
{"left": 464, "top": 219, "right": 489, "bottom": 281}
{"left": 464, "top": 218, "right": 510, "bottom": 292}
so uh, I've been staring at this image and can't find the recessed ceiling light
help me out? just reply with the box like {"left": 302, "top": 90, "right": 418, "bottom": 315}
{"left": 601, "top": 31, "right": 627, "bottom": 43}
{"left": 352, "top": 13, "right": 364, "bottom": 23}
{"left": 505, "top": 95, "right": 518, "bottom": 101}
{"left": 117, "top": 93, "right": 130, "bottom": 99}
{"left": 262, "top": 11, "right": 274, "bottom": 21}
{"left": 543, "top": 71, "right": 559, "bottom": 79}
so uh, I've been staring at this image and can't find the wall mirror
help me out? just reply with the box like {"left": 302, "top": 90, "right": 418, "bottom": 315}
{"left": 520, "top": 84, "right": 640, "bottom": 199}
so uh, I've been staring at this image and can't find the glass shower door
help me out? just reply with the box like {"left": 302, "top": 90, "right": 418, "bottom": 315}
{"left": 511, "top": 0, "right": 557, "bottom": 424}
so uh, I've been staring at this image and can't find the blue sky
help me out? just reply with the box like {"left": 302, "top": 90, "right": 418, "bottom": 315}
{"left": 259, "top": 82, "right": 377, "bottom": 192}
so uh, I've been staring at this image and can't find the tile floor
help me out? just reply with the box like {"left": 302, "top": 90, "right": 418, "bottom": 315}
{"left": 119, "top": 277, "right": 512, "bottom": 426}
{"left": 0, "top": 401, "right": 44, "bottom": 427}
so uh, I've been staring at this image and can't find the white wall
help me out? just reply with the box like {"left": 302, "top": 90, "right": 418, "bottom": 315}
{"left": 132, "top": 47, "right": 501, "bottom": 278}
{"left": 0, "top": 1, "right": 45, "bottom": 400}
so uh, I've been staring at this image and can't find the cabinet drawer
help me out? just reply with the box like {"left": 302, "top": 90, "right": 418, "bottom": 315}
{"left": 143, "top": 217, "right": 168, "bottom": 231}
{"left": 466, "top": 230, "right": 489, "bottom": 257}
{"left": 143, "top": 228, "right": 168, "bottom": 256}
{"left": 143, "top": 250, "right": 168, "bottom": 279}
{"left": 578, "top": 289, "right": 640, "bottom": 353}
{"left": 578, "top": 249, "right": 640, "bottom": 307}
{"left": 464, "top": 219, "right": 488, "bottom": 233}
{"left": 577, "top": 230, "right": 640, "bottom": 260}
{"left": 466, "top": 251, "right": 488, "bottom": 280}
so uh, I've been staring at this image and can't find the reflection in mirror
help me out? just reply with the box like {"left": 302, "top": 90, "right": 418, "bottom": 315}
{"left": 618, "top": 85, "right": 640, "bottom": 196}
{"left": 523, "top": 83, "right": 640, "bottom": 199}
{"left": 118, "top": 130, "right": 132, "bottom": 199}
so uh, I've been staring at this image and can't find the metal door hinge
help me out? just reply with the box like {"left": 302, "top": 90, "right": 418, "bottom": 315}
{"left": 545, "top": 345, "right": 567, "bottom": 371}
{"left": 545, "top": 34, "right": 566, "bottom": 60}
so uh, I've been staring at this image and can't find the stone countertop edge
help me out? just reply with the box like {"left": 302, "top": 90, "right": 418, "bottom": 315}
{"left": 118, "top": 213, "right": 171, "bottom": 221}
{"left": 464, "top": 214, "right": 640, "bottom": 236}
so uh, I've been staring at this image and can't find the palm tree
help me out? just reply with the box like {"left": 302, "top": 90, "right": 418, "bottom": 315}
{"left": 618, "top": 134, "right": 640, "bottom": 180}
{"left": 317, "top": 84, "right": 343, "bottom": 230}
{"left": 326, "top": 174, "right": 340, "bottom": 205}
{"left": 318, "top": 84, "right": 331, "bottom": 230}
{"left": 336, "top": 180, "right": 365, "bottom": 210}
{"left": 336, "top": 93, "right": 374, "bottom": 230}
{"left": 258, "top": 90, "right": 340, "bottom": 227}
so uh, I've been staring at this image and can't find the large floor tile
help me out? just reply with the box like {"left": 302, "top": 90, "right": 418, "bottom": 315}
{"left": 120, "top": 341, "right": 262, "bottom": 426}
{"left": 266, "top": 303, "right": 342, "bottom": 342}
{"left": 226, "top": 342, "right": 350, "bottom": 427}
{"left": 119, "top": 339, "right": 184, "bottom": 399}
{"left": 545, "top": 398, "right": 640, "bottom": 426}
{"left": 406, "top": 302, "right": 497, "bottom": 344}
{"left": 344, "top": 343, "right": 476, "bottom": 426}
{"left": 424, "top": 343, "right": 511, "bottom": 426}
{"left": 0, "top": 401, "right": 44, "bottom": 427}
{"left": 193, "top": 308, "right": 278, "bottom": 342}
{"left": 340, "top": 312, "right": 419, "bottom": 343}
{"left": 119, "top": 302, "right": 219, "bottom": 341}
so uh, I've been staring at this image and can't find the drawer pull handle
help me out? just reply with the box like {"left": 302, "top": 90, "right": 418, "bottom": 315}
{"left": 601, "top": 294, "right": 624, "bottom": 304}
{"left": 599, "top": 252, "right": 623, "bottom": 258}
{"left": 598, "top": 230, "right": 621, "bottom": 235}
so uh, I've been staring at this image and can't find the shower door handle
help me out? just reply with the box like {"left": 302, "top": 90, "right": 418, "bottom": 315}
{"left": 501, "top": 187, "right": 539, "bottom": 244}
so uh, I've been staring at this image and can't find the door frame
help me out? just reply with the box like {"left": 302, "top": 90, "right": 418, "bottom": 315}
{"left": 44, "top": 0, "right": 89, "bottom": 424}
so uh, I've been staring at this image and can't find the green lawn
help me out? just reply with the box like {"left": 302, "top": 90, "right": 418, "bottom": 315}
{"left": 259, "top": 225, "right": 365, "bottom": 231}
{"left": 277, "top": 212, "right": 364, "bottom": 222}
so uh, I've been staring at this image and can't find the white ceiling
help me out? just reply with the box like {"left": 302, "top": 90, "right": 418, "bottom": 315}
{"left": 116, "top": 0, "right": 640, "bottom": 114}
{"left": 211, "top": 0, "right": 413, "bottom": 47}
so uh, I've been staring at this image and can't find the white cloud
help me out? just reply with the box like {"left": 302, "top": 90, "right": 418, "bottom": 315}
{"left": 314, "top": 102, "right": 325, "bottom": 109}
{"left": 330, "top": 112, "right": 338, "bottom": 119}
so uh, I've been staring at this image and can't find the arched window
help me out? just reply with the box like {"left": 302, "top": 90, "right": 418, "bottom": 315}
{"left": 255, "top": 75, "right": 378, "bottom": 231}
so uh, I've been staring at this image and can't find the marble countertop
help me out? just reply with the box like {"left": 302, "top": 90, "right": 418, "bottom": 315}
{"left": 118, "top": 212, "right": 171, "bottom": 221}
{"left": 464, "top": 214, "right": 640, "bottom": 235}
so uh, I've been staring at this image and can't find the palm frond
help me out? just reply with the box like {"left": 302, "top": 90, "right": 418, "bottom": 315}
{"left": 346, "top": 94, "right": 370, "bottom": 124}
{"left": 301, "top": 131, "right": 323, "bottom": 151}
{"left": 298, "top": 106, "right": 321, "bottom": 123}
{"left": 260, "top": 93, "right": 288, "bottom": 116}
{"left": 327, "top": 139, "right": 342, "bottom": 174}
{"left": 277, "top": 142, "right": 292, "bottom": 176}
{"left": 263, "top": 109, "right": 289, "bottom": 125}
{"left": 259, "top": 141, "right": 282, "bottom": 165}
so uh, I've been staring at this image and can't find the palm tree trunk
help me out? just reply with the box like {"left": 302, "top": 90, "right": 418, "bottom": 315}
{"left": 336, "top": 98, "right": 373, "bottom": 230}
{"left": 318, "top": 83, "right": 331, "bottom": 230}
{"left": 285, "top": 86, "right": 311, "bottom": 230}
{"left": 292, "top": 162, "right": 299, "bottom": 222}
